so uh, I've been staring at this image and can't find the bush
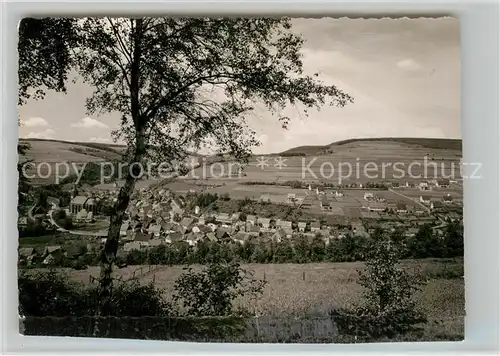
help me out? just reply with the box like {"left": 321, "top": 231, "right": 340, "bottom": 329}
{"left": 173, "top": 262, "right": 266, "bottom": 317}
{"left": 18, "top": 270, "right": 172, "bottom": 317}
{"left": 330, "top": 237, "right": 427, "bottom": 340}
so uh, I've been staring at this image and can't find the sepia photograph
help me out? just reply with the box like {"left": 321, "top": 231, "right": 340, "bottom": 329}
{"left": 17, "top": 16, "right": 464, "bottom": 343}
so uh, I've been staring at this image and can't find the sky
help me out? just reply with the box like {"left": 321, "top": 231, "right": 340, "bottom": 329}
{"left": 18, "top": 17, "right": 461, "bottom": 154}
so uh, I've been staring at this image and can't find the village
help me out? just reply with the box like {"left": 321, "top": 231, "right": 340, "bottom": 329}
{"left": 16, "top": 173, "right": 463, "bottom": 266}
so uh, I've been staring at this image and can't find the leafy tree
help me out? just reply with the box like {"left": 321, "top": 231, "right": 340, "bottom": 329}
{"left": 18, "top": 18, "right": 78, "bottom": 104}
{"left": 17, "top": 142, "right": 32, "bottom": 214}
{"left": 20, "top": 17, "right": 353, "bottom": 315}
{"left": 442, "top": 220, "right": 464, "bottom": 258}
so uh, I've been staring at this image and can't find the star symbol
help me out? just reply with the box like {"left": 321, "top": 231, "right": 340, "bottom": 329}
{"left": 274, "top": 156, "right": 287, "bottom": 170}
{"left": 256, "top": 156, "right": 270, "bottom": 170}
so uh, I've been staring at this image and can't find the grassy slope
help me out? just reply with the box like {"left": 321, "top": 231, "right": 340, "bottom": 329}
{"left": 280, "top": 137, "right": 463, "bottom": 156}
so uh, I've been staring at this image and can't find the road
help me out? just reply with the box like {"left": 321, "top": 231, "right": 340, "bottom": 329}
{"left": 47, "top": 203, "right": 108, "bottom": 237}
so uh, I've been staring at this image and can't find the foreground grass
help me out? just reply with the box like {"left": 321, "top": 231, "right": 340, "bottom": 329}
{"left": 29, "top": 258, "right": 464, "bottom": 341}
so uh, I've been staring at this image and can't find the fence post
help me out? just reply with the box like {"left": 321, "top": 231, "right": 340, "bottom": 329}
{"left": 302, "top": 271, "right": 305, "bottom": 281}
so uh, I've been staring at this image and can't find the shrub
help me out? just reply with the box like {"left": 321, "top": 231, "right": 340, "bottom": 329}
{"left": 173, "top": 262, "right": 266, "bottom": 317}
{"left": 330, "top": 237, "right": 427, "bottom": 339}
{"left": 18, "top": 270, "right": 172, "bottom": 317}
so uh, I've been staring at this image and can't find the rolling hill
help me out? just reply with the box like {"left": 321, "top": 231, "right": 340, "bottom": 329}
{"left": 279, "top": 137, "right": 462, "bottom": 156}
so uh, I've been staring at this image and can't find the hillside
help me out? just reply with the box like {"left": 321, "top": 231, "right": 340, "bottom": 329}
{"left": 279, "top": 137, "right": 462, "bottom": 156}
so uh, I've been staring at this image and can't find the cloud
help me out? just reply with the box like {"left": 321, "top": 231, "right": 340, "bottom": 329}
{"left": 21, "top": 117, "right": 50, "bottom": 128}
{"left": 89, "top": 137, "right": 112, "bottom": 143}
{"left": 71, "top": 117, "right": 109, "bottom": 129}
{"left": 397, "top": 59, "right": 422, "bottom": 71}
{"left": 24, "top": 128, "right": 56, "bottom": 139}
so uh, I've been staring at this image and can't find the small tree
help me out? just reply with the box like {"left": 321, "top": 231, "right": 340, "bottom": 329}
{"left": 173, "top": 262, "right": 266, "bottom": 317}
{"left": 331, "top": 237, "right": 427, "bottom": 340}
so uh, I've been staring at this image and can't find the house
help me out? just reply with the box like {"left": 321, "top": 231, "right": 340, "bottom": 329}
{"left": 70, "top": 196, "right": 90, "bottom": 214}
{"left": 215, "top": 213, "right": 231, "bottom": 224}
{"left": 149, "top": 239, "right": 163, "bottom": 247}
{"left": 230, "top": 212, "right": 241, "bottom": 222}
{"left": 75, "top": 208, "right": 88, "bottom": 221}
{"left": 418, "top": 182, "right": 431, "bottom": 191}
{"left": 166, "top": 232, "right": 184, "bottom": 244}
{"left": 283, "top": 228, "right": 294, "bottom": 239}
{"left": 363, "top": 192, "right": 374, "bottom": 201}
{"left": 65, "top": 245, "right": 83, "bottom": 259}
{"left": 185, "top": 233, "right": 200, "bottom": 246}
{"left": 310, "top": 221, "right": 321, "bottom": 232}
{"left": 430, "top": 200, "right": 445, "bottom": 210}
{"left": 133, "top": 232, "right": 151, "bottom": 247}
{"left": 436, "top": 178, "right": 451, "bottom": 187}
{"left": 287, "top": 193, "right": 296, "bottom": 203}
{"left": 85, "top": 198, "right": 97, "bottom": 213}
{"left": 396, "top": 202, "right": 408, "bottom": 214}
{"left": 297, "top": 222, "right": 307, "bottom": 232}
{"left": 120, "top": 222, "right": 130, "bottom": 237}
{"left": 443, "top": 194, "right": 453, "bottom": 203}
{"left": 319, "top": 228, "right": 331, "bottom": 237}
{"left": 124, "top": 241, "right": 142, "bottom": 252}
{"left": 260, "top": 194, "right": 271, "bottom": 203}
{"left": 246, "top": 215, "right": 257, "bottom": 225}
{"left": 247, "top": 224, "right": 261, "bottom": 237}
{"left": 257, "top": 218, "right": 271, "bottom": 230}
{"left": 215, "top": 227, "right": 231, "bottom": 241}
{"left": 148, "top": 224, "right": 162, "bottom": 237}
{"left": 206, "top": 232, "right": 217, "bottom": 242}
{"left": 44, "top": 245, "right": 62, "bottom": 256}
{"left": 234, "top": 231, "right": 250, "bottom": 245}
{"left": 272, "top": 229, "right": 287, "bottom": 243}
{"left": 320, "top": 200, "right": 332, "bottom": 211}
{"left": 420, "top": 195, "right": 431, "bottom": 205}
{"left": 18, "top": 217, "right": 28, "bottom": 229}
{"left": 19, "top": 247, "right": 35, "bottom": 259}
{"left": 276, "top": 219, "right": 292, "bottom": 230}
{"left": 180, "top": 217, "right": 195, "bottom": 231}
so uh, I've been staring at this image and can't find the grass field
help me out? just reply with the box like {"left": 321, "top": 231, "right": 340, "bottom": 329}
{"left": 38, "top": 258, "right": 464, "bottom": 339}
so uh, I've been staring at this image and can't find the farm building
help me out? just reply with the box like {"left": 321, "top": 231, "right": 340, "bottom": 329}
{"left": 320, "top": 200, "right": 332, "bottom": 210}
{"left": 287, "top": 193, "right": 296, "bottom": 203}
{"left": 436, "top": 178, "right": 451, "bottom": 187}
{"left": 310, "top": 221, "right": 321, "bottom": 232}
{"left": 418, "top": 182, "right": 431, "bottom": 191}
{"left": 297, "top": 222, "right": 307, "bottom": 232}
{"left": 430, "top": 200, "right": 445, "bottom": 210}
{"left": 363, "top": 192, "right": 374, "bottom": 201}
{"left": 420, "top": 195, "right": 431, "bottom": 205}
{"left": 396, "top": 202, "right": 408, "bottom": 214}
{"left": 443, "top": 194, "right": 453, "bottom": 203}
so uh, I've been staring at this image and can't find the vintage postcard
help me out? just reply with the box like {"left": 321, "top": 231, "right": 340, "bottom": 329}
{"left": 18, "top": 16, "right": 463, "bottom": 342}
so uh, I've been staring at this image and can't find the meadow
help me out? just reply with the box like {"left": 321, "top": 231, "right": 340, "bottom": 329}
{"left": 40, "top": 258, "right": 464, "bottom": 339}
